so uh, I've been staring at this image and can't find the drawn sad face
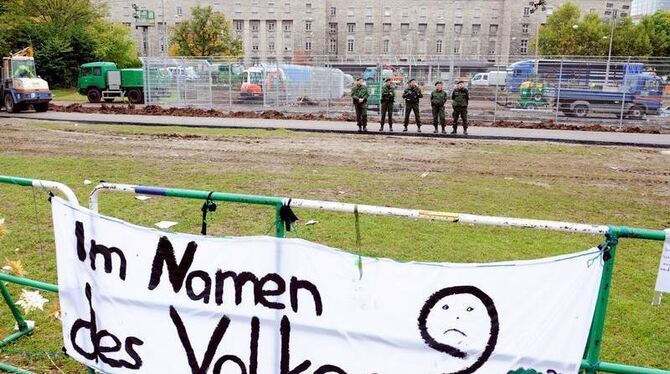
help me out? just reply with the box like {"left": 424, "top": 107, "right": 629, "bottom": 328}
{"left": 418, "top": 286, "right": 499, "bottom": 374}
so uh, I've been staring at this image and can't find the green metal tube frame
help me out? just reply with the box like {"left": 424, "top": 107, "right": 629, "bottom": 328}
{"left": 1, "top": 177, "right": 669, "bottom": 374}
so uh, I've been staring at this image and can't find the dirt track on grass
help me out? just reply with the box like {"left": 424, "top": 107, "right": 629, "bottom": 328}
{"left": 1, "top": 118, "right": 669, "bottom": 203}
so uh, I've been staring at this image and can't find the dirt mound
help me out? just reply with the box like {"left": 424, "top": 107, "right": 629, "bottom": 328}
{"left": 260, "top": 110, "right": 286, "bottom": 119}
{"left": 47, "top": 104, "right": 661, "bottom": 134}
{"left": 490, "top": 119, "right": 661, "bottom": 134}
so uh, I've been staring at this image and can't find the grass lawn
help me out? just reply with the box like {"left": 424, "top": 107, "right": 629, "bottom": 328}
{"left": 0, "top": 120, "right": 669, "bottom": 372}
{"left": 50, "top": 88, "right": 85, "bottom": 103}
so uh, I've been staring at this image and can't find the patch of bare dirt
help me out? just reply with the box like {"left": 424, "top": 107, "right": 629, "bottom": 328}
{"left": 1, "top": 117, "right": 669, "bottom": 202}
{"left": 490, "top": 119, "right": 662, "bottom": 134}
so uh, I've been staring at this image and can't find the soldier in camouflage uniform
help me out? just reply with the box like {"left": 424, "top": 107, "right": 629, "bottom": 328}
{"left": 430, "top": 81, "right": 448, "bottom": 134}
{"left": 451, "top": 81, "right": 470, "bottom": 135}
{"left": 380, "top": 78, "right": 395, "bottom": 132}
{"left": 402, "top": 79, "right": 423, "bottom": 132}
{"left": 351, "top": 77, "right": 369, "bottom": 132}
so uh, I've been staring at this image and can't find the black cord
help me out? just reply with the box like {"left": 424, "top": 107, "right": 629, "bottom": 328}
{"left": 279, "top": 199, "right": 299, "bottom": 232}
{"left": 200, "top": 192, "right": 217, "bottom": 235}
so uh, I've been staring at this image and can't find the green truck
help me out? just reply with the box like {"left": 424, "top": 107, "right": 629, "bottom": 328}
{"left": 78, "top": 62, "right": 146, "bottom": 104}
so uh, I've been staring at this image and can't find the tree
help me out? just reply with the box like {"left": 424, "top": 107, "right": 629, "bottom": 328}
{"left": 536, "top": 3, "right": 581, "bottom": 56}
{"left": 612, "top": 17, "right": 653, "bottom": 56}
{"left": 89, "top": 22, "right": 141, "bottom": 68}
{"left": 537, "top": 2, "right": 665, "bottom": 57}
{"left": 0, "top": 0, "right": 140, "bottom": 87}
{"left": 645, "top": 11, "right": 670, "bottom": 57}
{"left": 170, "top": 6, "right": 243, "bottom": 57}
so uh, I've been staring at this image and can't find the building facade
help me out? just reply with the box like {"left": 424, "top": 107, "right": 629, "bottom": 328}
{"left": 631, "top": 0, "right": 670, "bottom": 22}
{"left": 100, "top": 0, "right": 632, "bottom": 62}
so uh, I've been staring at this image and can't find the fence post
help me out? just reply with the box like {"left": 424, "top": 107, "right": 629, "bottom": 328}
{"left": 582, "top": 229, "right": 619, "bottom": 373}
{"left": 0, "top": 282, "right": 29, "bottom": 337}
{"left": 555, "top": 57, "right": 564, "bottom": 123}
{"left": 228, "top": 60, "right": 233, "bottom": 111}
{"left": 274, "top": 204, "right": 286, "bottom": 238}
{"left": 619, "top": 56, "right": 631, "bottom": 128}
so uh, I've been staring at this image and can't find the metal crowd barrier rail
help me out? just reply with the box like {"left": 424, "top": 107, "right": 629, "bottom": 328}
{"left": 0, "top": 175, "right": 667, "bottom": 374}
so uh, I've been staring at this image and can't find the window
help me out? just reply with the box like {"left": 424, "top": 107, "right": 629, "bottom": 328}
{"left": 454, "top": 40, "right": 461, "bottom": 54}
{"left": 383, "top": 39, "right": 390, "bottom": 53}
{"left": 472, "top": 24, "right": 481, "bottom": 35}
{"left": 606, "top": 2, "right": 614, "bottom": 8}
{"left": 267, "top": 20, "right": 276, "bottom": 32}
{"left": 620, "top": 12, "right": 627, "bottom": 17}
{"left": 401, "top": 23, "right": 409, "bottom": 33}
{"left": 305, "top": 21, "right": 312, "bottom": 31}
{"left": 454, "top": 24, "right": 463, "bottom": 34}
{"left": 383, "top": 23, "right": 391, "bottom": 32}
{"left": 252, "top": 42, "right": 259, "bottom": 51}
{"left": 330, "top": 7, "right": 336, "bottom": 16}
{"left": 436, "top": 39, "right": 443, "bottom": 53}
{"left": 329, "top": 38, "right": 337, "bottom": 53}
{"left": 419, "top": 7, "right": 427, "bottom": 18}
{"left": 176, "top": 6, "right": 182, "bottom": 16}
{"left": 305, "top": 41, "right": 312, "bottom": 51}
{"left": 523, "top": 7, "right": 531, "bottom": 16}
{"left": 418, "top": 23, "right": 427, "bottom": 33}
{"left": 284, "top": 42, "right": 292, "bottom": 51}
{"left": 365, "top": 36, "right": 373, "bottom": 53}
{"left": 283, "top": 20, "right": 292, "bottom": 32}
{"left": 306, "top": 2, "right": 312, "bottom": 13}
{"left": 436, "top": 23, "right": 445, "bottom": 33}
{"left": 473, "top": 8, "right": 481, "bottom": 18}
{"left": 365, "top": 23, "right": 373, "bottom": 32}
{"left": 520, "top": 39, "right": 528, "bottom": 54}
{"left": 234, "top": 20, "right": 244, "bottom": 32}
{"left": 522, "top": 23, "right": 529, "bottom": 33}
{"left": 488, "top": 41, "right": 496, "bottom": 55}
{"left": 158, "top": 22, "right": 166, "bottom": 32}
{"left": 347, "top": 38, "right": 354, "bottom": 53}
{"left": 268, "top": 41, "right": 275, "bottom": 51}
{"left": 489, "top": 24, "right": 498, "bottom": 35}
{"left": 365, "top": 7, "right": 372, "bottom": 17}
{"left": 347, "top": 23, "right": 355, "bottom": 33}
{"left": 622, "top": 4, "right": 630, "bottom": 9}
{"left": 250, "top": 20, "right": 260, "bottom": 32}
{"left": 384, "top": 7, "right": 391, "bottom": 17}
{"left": 329, "top": 22, "right": 338, "bottom": 33}
{"left": 347, "top": 7, "right": 354, "bottom": 16}
{"left": 492, "top": 8, "right": 499, "bottom": 19}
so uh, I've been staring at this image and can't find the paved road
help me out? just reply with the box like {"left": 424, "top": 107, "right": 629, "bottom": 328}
{"left": 2, "top": 111, "right": 669, "bottom": 148}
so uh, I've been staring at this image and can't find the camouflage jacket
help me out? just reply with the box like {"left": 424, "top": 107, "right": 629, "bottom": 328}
{"left": 430, "top": 89, "right": 448, "bottom": 107}
{"left": 351, "top": 84, "right": 369, "bottom": 103}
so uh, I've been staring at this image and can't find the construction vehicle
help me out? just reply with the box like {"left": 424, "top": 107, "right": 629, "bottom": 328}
{"left": 210, "top": 63, "right": 244, "bottom": 87}
{"left": 550, "top": 73, "right": 664, "bottom": 119}
{"left": 1, "top": 47, "right": 52, "bottom": 113}
{"left": 240, "top": 64, "right": 344, "bottom": 101}
{"left": 518, "top": 81, "right": 548, "bottom": 110}
{"left": 78, "top": 62, "right": 147, "bottom": 104}
{"left": 364, "top": 66, "right": 402, "bottom": 114}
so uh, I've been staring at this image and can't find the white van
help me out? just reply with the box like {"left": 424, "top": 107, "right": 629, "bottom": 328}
{"left": 470, "top": 71, "right": 507, "bottom": 87}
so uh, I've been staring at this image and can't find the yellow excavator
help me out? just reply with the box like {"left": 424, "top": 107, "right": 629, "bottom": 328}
{"left": 1, "top": 47, "right": 52, "bottom": 113}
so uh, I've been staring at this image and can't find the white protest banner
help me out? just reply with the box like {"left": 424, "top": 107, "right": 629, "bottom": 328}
{"left": 653, "top": 229, "right": 670, "bottom": 305}
{"left": 52, "top": 197, "right": 604, "bottom": 374}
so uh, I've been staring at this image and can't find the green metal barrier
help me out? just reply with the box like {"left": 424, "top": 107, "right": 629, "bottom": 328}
{"left": 0, "top": 176, "right": 668, "bottom": 373}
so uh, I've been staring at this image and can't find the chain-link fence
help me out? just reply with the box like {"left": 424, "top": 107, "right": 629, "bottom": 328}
{"left": 141, "top": 57, "right": 213, "bottom": 108}
{"left": 140, "top": 55, "right": 670, "bottom": 129}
